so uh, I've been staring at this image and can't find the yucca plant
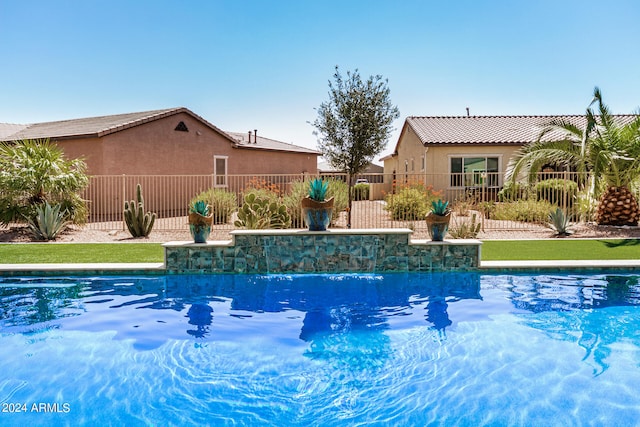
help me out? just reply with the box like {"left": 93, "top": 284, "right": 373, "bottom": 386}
{"left": 26, "top": 202, "right": 70, "bottom": 240}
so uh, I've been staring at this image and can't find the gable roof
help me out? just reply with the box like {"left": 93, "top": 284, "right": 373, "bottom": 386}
{"left": 226, "top": 132, "right": 320, "bottom": 155}
{"left": 0, "top": 108, "right": 320, "bottom": 155}
{"left": 0, "top": 107, "right": 233, "bottom": 142}
{"left": 403, "top": 114, "right": 639, "bottom": 146}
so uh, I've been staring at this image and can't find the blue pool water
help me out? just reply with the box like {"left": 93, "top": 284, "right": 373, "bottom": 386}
{"left": 1, "top": 272, "right": 639, "bottom": 426}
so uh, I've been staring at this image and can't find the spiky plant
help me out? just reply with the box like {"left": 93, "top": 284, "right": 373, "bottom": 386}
{"left": 548, "top": 207, "right": 573, "bottom": 236}
{"left": 26, "top": 202, "right": 70, "bottom": 240}
{"left": 431, "top": 199, "right": 450, "bottom": 216}
{"left": 123, "top": 184, "right": 156, "bottom": 237}
{"left": 506, "top": 87, "right": 640, "bottom": 226}
{"left": 308, "top": 178, "right": 329, "bottom": 202}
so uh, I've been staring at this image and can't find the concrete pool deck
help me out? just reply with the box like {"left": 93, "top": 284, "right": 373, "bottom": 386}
{"left": 1, "top": 259, "right": 640, "bottom": 276}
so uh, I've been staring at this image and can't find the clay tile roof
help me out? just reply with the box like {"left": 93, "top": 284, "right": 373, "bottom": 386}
{"left": 406, "top": 115, "right": 639, "bottom": 145}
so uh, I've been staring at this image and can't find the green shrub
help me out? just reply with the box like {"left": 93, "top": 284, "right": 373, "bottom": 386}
{"left": 385, "top": 187, "right": 428, "bottom": 220}
{"left": 282, "top": 180, "right": 307, "bottom": 228}
{"left": 326, "top": 178, "right": 348, "bottom": 217}
{"left": 352, "top": 183, "right": 370, "bottom": 201}
{"left": 0, "top": 139, "right": 89, "bottom": 226}
{"left": 449, "top": 213, "right": 482, "bottom": 239}
{"left": 493, "top": 200, "right": 554, "bottom": 223}
{"left": 497, "top": 181, "right": 529, "bottom": 202}
{"left": 192, "top": 188, "right": 237, "bottom": 224}
{"left": 535, "top": 179, "right": 578, "bottom": 207}
{"left": 283, "top": 178, "right": 348, "bottom": 228}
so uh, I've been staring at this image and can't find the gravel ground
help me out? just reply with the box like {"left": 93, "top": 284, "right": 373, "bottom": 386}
{"left": 2, "top": 221, "right": 640, "bottom": 243}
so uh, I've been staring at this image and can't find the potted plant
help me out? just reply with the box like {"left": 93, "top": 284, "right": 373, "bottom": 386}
{"left": 188, "top": 199, "right": 213, "bottom": 243}
{"left": 425, "top": 199, "right": 451, "bottom": 241}
{"left": 301, "top": 178, "right": 334, "bottom": 231}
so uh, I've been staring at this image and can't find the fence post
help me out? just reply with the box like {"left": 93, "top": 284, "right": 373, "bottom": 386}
{"left": 121, "top": 174, "right": 126, "bottom": 231}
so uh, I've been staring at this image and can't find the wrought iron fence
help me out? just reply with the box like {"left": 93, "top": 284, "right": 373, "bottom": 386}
{"left": 76, "top": 172, "right": 602, "bottom": 238}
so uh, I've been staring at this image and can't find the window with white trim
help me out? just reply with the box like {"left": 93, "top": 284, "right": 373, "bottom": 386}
{"left": 214, "top": 155, "right": 228, "bottom": 187}
{"left": 450, "top": 156, "right": 500, "bottom": 188}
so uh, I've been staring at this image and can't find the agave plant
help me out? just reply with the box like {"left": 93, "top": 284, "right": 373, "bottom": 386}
{"left": 431, "top": 199, "right": 450, "bottom": 216}
{"left": 26, "top": 202, "right": 70, "bottom": 241}
{"left": 308, "top": 178, "right": 329, "bottom": 202}
{"left": 548, "top": 207, "right": 573, "bottom": 236}
{"left": 189, "top": 199, "right": 211, "bottom": 217}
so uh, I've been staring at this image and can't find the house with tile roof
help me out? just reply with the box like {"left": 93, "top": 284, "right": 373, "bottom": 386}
{"left": 0, "top": 107, "right": 320, "bottom": 177}
{"left": 381, "top": 115, "right": 638, "bottom": 199}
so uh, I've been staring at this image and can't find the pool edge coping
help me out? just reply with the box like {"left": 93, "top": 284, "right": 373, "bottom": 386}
{"left": 1, "top": 260, "right": 640, "bottom": 275}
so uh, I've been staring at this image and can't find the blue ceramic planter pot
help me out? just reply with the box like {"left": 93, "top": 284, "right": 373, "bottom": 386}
{"left": 301, "top": 197, "right": 334, "bottom": 231}
{"left": 425, "top": 212, "right": 451, "bottom": 241}
{"left": 189, "top": 223, "right": 211, "bottom": 243}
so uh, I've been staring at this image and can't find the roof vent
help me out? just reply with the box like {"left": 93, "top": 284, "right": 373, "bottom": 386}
{"left": 174, "top": 121, "right": 189, "bottom": 132}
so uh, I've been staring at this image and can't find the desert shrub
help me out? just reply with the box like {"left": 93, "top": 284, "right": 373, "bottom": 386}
{"left": 282, "top": 180, "right": 308, "bottom": 228}
{"left": 493, "top": 200, "right": 554, "bottom": 223}
{"left": 449, "top": 213, "right": 482, "bottom": 239}
{"left": 534, "top": 179, "right": 578, "bottom": 207}
{"left": 192, "top": 188, "right": 237, "bottom": 224}
{"left": 497, "top": 181, "right": 529, "bottom": 202}
{"left": 352, "top": 183, "right": 370, "bottom": 201}
{"left": 283, "top": 178, "right": 348, "bottom": 227}
{"left": 385, "top": 182, "right": 441, "bottom": 221}
{"left": 0, "top": 139, "right": 89, "bottom": 225}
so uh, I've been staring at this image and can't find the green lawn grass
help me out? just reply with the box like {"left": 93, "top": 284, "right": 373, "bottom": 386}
{"left": 481, "top": 238, "right": 640, "bottom": 261}
{"left": 0, "top": 239, "right": 638, "bottom": 264}
{"left": 0, "top": 243, "right": 164, "bottom": 264}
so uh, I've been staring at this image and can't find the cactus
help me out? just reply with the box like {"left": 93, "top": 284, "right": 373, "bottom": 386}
{"left": 234, "top": 193, "right": 291, "bottom": 229}
{"left": 124, "top": 184, "right": 156, "bottom": 237}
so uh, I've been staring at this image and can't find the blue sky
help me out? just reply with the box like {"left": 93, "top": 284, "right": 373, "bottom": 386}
{"left": 1, "top": 0, "right": 639, "bottom": 160}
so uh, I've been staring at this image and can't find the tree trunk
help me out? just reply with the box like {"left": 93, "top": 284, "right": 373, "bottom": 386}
{"left": 595, "top": 186, "right": 639, "bottom": 226}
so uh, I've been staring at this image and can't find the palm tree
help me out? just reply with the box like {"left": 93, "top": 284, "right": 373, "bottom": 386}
{"left": 0, "top": 139, "right": 89, "bottom": 225}
{"left": 505, "top": 87, "right": 640, "bottom": 226}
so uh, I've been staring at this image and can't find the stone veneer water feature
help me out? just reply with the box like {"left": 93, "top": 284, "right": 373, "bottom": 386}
{"left": 163, "top": 229, "right": 481, "bottom": 274}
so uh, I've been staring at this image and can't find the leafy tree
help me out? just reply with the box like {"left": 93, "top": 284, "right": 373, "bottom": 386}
{"left": 0, "top": 139, "right": 89, "bottom": 225}
{"left": 313, "top": 66, "right": 400, "bottom": 227}
{"left": 505, "top": 87, "right": 640, "bottom": 225}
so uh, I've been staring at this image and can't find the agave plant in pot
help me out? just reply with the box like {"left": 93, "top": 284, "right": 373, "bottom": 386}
{"left": 188, "top": 199, "right": 213, "bottom": 243}
{"left": 425, "top": 199, "right": 451, "bottom": 241}
{"left": 301, "top": 178, "right": 334, "bottom": 231}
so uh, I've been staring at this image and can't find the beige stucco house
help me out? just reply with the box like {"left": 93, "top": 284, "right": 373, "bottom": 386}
{"left": 381, "top": 115, "right": 637, "bottom": 200}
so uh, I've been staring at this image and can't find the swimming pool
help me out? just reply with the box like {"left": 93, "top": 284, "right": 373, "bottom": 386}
{"left": 1, "top": 272, "right": 639, "bottom": 426}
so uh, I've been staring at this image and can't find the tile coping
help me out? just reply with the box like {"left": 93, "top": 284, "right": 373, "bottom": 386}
{"left": 1, "top": 260, "right": 639, "bottom": 275}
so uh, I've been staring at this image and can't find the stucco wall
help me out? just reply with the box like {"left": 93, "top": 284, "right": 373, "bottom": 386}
{"left": 383, "top": 123, "right": 522, "bottom": 194}
{"left": 54, "top": 112, "right": 317, "bottom": 176}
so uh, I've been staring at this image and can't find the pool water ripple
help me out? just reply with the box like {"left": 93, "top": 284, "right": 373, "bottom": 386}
{"left": 1, "top": 272, "right": 640, "bottom": 426}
